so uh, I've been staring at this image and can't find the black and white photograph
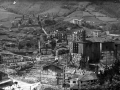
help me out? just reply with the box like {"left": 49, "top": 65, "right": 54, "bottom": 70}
{"left": 0, "top": 0, "right": 120, "bottom": 90}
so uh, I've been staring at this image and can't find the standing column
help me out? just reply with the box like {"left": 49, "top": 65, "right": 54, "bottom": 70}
{"left": 38, "top": 39, "right": 41, "bottom": 54}
{"left": 100, "top": 42, "right": 102, "bottom": 54}
{"left": 100, "top": 42, "right": 102, "bottom": 61}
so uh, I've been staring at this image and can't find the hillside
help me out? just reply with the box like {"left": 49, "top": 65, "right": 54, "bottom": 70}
{"left": 0, "top": 0, "right": 82, "bottom": 15}
{"left": 0, "top": 0, "right": 64, "bottom": 15}
{"left": 0, "top": 0, "right": 82, "bottom": 27}
{"left": 0, "top": 0, "right": 120, "bottom": 17}
{"left": 93, "top": 1, "right": 120, "bottom": 18}
{"left": 0, "top": 0, "right": 120, "bottom": 27}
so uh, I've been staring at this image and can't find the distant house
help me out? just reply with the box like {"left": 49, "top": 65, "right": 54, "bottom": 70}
{"left": 70, "top": 19, "right": 84, "bottom": 26}
{"left": 79, "top": 73, "right": 98, "bottom": 82}
{"left": 70, "top": 73, "right": 98, "bottom": 90}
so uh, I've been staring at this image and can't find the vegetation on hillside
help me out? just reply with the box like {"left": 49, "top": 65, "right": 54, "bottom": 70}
{"left": 0, "top": 0, "right": 63, "bottom": 15}
{"left": 92, "top": 0, "right": 120, "bottom": 18}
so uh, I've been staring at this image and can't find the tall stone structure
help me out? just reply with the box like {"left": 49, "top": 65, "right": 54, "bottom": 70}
{"left": 0, "top": 54, "right": 3, "bottom": 64}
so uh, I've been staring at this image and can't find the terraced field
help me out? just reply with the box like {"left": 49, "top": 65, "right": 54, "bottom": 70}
{"left": 95, "top": 2, "right": 120, "bottom": 18}
{"left": 0, "top": 0, "right": 63, "bottom": 15}
{"left": 0, "top": 0, "right": 119, "bottom": 30}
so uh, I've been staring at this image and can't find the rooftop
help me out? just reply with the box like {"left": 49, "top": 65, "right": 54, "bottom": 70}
{"left": 83, "top": 16, "right": 104, "bottom": 25}
{"left": 79, "top": 73, "right": 98, "bottom": 82}
{"left": 86, "top": 36, "right": 112, "bottom": 43}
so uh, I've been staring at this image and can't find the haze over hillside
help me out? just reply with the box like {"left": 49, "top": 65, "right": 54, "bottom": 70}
{"left": 0, "top": 0, "right": 65, "bottom": 15}
{"left": 0, "top": 0, "right": 120, "bottom": 24}
{"left": 0, "top": 0, "right": 119, "bottom": 16}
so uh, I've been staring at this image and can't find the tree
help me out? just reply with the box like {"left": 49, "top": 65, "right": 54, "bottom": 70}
{"left": 50, "top": 39, "right": 56, "bottom": 49}
{"left": 26, "top": 42, "right": 32, "bottom": 48}
{"left": 18, "top": 42, "right": 24, "bottom": 50}
{"left": 44, "top": 19, "right": 56, "bottom": 26}
{"left": 111, "top": 24, "right": 118, "bottom": 30}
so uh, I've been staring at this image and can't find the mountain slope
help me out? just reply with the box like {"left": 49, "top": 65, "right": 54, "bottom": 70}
{"left": 0, "top": 0, "right": 63, "bottom": 15}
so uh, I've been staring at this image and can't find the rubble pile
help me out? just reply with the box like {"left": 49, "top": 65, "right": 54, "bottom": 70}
{"left": 72, "top": 53, "right": 82, "bottom": 66}
{"left": 41, "top": 77, "right": 57, "bottom": 85}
